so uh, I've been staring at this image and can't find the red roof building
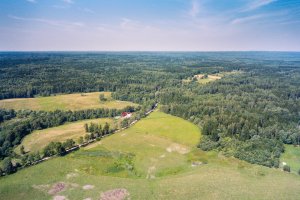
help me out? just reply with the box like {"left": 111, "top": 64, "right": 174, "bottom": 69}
{"left": 121, "top": 112, "right": 132, "bottom": 118}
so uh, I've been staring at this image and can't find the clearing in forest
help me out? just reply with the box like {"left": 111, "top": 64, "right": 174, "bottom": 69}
{"left": 281, "top": 144, "right": 300, "bottom": 174}
{"left": 183, "top": 71, "right": 242, "bottom": 84}
{"left": 0, "top": 92, "right": 137, "bottom": 111}
{"left": 15, "top": 118, "right": 114, "bottom": 153}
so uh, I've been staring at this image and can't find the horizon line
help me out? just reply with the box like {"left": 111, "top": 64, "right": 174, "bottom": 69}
{"left": 1, "top": 50, "right": 300, "bottom": 53}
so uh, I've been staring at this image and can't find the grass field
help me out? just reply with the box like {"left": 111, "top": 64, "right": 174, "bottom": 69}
{"left": 183, "top": 71, "right": 242, "bottom": 84}
{"left": 15, "top": 118, "right": 115, "bottom": 154}
{"left": 1, "top": 111, "right": 300, "bottom": 200}
{"left": 0, "top": 92, "right": 137, "bottom": 111}
{"left": 281, "top": 145, "right": 300, "bottom": 174}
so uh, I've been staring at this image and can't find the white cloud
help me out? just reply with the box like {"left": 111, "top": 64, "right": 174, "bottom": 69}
{"left": 9, "top": 15, "right": 84, "bottom": 28}
{"left": 188, "top": 0, "right": 200, "bottom": 17}
{"left": 243, "top": 0, "right": 277, "bottom": 11}
{"left": 231, "top": 14, "right": 265, "bottom": 24}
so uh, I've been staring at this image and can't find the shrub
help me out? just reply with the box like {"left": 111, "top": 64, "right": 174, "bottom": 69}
{"left": 2, "top": 157, "right": 14, "bottom": 174}
{"left": 198, "top": 136, "right": 219, "bottom": 151}
{"left": 283, "top": 165, "right": 290, "bottom": 172}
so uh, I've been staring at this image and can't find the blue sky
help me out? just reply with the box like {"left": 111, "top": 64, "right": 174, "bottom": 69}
{"left": 0, "top": 0, "right": 299, "bottom": 51}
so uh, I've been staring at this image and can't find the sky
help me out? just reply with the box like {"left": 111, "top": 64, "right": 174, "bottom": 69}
{"left": 0, "top": 0, "right": 299, "bottom": 51}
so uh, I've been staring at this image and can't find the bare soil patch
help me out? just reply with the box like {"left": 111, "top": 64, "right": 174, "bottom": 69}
{"left": 160, "top": 154, "right": 166, "bottom": 158}
{"left": 191, "top": 161, "right": 203, "bottom": 167}
{"left": 83, "top": 185, "right": 95, "bottom": 190}
{"left": 53, "top": 195, "right": 68, "bottom": 200}
{"left": 100, "top": 188, "right": 129, "bottom": 200}
{"left": 166, "top": 143, "right": 189, "bottom": 154}
{"left": 48, "top": 182, "right": 66, "bottom": 195}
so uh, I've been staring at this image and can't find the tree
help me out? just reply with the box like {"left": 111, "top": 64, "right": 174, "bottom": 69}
{"left": 27, "top": 154, "right": 35, "bottom": 164}
{"left": 78, "top": 136, "right": 84, "bottom": 145}
{"left": 2, "top": 157, "right": 14, "bottom": 174}
{"left": 298, "top": 169, "right": 300, "bottom": 175}
{"left": 89, "top": 122, "right": 96, "bottom": 133}
{"left": 55, "top": 142, "right": 66, "bottom": 156}
{"left": 43, "top": 142, "right": 56, "bottom": 157}
{"left": 63, "top": 139, "right": 75, "bottom": 149}
{"left": 20, "top": 145, "right": 25, "bottom": 155}
{"left": 121, "top": 119, "right": 129, "bottom": 128}
{"left": 84, "top": 123, "right": 89, "bottom": 133}
{"left": 95, "top": 124, "right": 102, "bottom": 138}
{"left": 84, "top": 134, "right": 90, "bottom": 142}
{"left": 99, "top": 94, "right": 107, "bottom": 101}
{"left": 33, "top": 152, "right": 41, "bottom": 161}
{"left": 0, "top": 167, "right": 3, "bottom": 176}
{"left": 21, "top": 155, "right": 29, "bottom": 166}
{"left": 103, "top": 122, "right": 110, "bottom": 135}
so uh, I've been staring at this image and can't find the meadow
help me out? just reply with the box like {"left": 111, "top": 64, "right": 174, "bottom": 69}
{"left": 1, "top": 111, "right": 300, "bottom": 200}
{"left": 281, "top": 145, "right": 300, "bottom": 174}
{"left": 0, "top": 92, "right": 136, "bottom": 111}
{"left": 15, "top": 118, "right": 115, "bottom": 154}
{"left": 182, "top": 71, "right": 241, "bottom": 84}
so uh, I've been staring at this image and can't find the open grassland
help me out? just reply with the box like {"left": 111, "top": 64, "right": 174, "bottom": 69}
{"left": 85, "top": 111, "right": 201, "bottom": 178}
{"left": 183, "top": 71, "right": 242, "bottom": 84}
{"left": 281, "top": 145, "right": 300, "bottom": 174}
{"left": 197, "top": 74, "right": 221, "bottom": 84}
{"left": 0, "top": 92, "right": 137, "bottom": 111}
{"left": 15, "top": 118, "right": 115, "bottom": 153}
{"left": 1, "top": 111, "right": 300, "bottom": 200}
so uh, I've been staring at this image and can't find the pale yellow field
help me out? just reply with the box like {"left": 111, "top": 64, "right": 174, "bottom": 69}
{"left": 183, "top": 71, "right": 242, "bottom": 84}
{"left": 0, "top": 92, "right": 137, "bottom": 111}
{"left": 16, "top": 118, "right": 114, "bottom": 153}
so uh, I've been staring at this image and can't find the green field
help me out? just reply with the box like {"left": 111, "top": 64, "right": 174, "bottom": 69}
{"left": 15, "top": 118, "right": 115, "bottom": 154}
{"left": 1, "top": 111, "right": 300, "bottom": 200}
{"left": 281, "top": 145, "right": 300, "bottom": 174}
{"left": 0, "top": 92, "right": 137, "bottom": 111}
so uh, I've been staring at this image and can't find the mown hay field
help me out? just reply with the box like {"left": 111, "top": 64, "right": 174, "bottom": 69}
{"left": 0, "top": 92, "right": 137, "bottom": 111}
{"left": 15, "top": 118, "right": 115, "bottom": 153}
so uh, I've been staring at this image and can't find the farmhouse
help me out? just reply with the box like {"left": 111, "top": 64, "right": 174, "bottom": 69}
{"left": 121, "top": 112, "right": 132, "bottom": 118}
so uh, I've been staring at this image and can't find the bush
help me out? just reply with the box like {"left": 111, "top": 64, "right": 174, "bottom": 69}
{"left": 283, "top": 165, "right": 290, "bottom": 172}
{"left": 198, "top": 136, "right": 219, "bottom": 151}
{"left": 2, "top": 157, "right": 14, "bottom": 174}
{"left": 298, "top": 169, "right": 300, "bottom": 175}
{"left": 99, "top": 94, "right": 107, "bottom": 101}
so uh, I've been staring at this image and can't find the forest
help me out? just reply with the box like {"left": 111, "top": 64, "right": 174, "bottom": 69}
{"left": 1, "top": 52, "right": 300, "bottom": 172}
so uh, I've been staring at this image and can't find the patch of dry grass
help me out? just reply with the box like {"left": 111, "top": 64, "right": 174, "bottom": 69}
{"left": 182, "top": 70, "right": 242, "bottom": 84}
{"left": 15, "top": 118, "right": 114, "bottom": 153}
{"left": 0, "top": 92, "right": 137, "bottom": 111}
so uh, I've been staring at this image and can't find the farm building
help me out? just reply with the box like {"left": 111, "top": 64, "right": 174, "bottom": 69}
{"left": 121, "top": 112, "right": 132, "bottom": 118}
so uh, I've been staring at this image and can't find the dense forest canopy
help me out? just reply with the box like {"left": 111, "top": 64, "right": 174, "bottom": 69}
{"left": 1, "top": 51, "right": 300, "bottom": 169}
